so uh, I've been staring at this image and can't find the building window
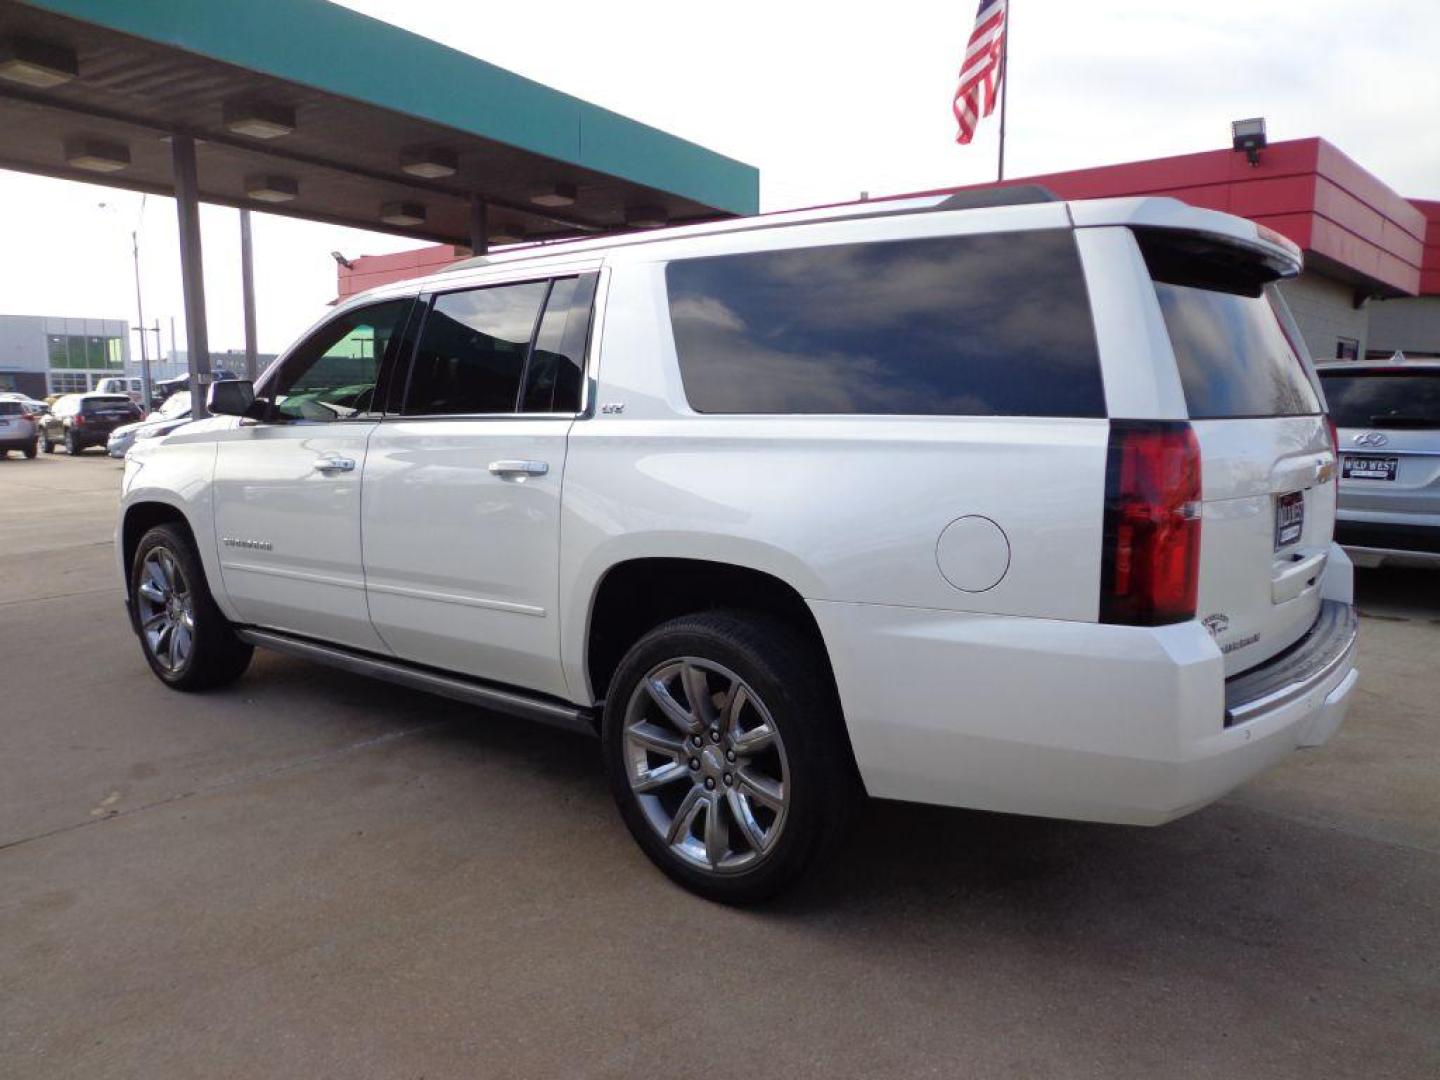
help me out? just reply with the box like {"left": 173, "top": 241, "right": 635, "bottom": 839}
{"left": 1336, "top": 338, "right": 1360, "bottom": 361}
{"left": 47, "top": 334, "right": 69, "bottom": 368}
{"left": 106, "top": 337, "right": 125, "bottom": 368}
{"left": 49, "top": 371, "right": 90, "bottom": 394}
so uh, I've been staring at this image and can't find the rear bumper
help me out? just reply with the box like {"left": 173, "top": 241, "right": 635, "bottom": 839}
{"left": 811, "top": 596, "right": 1358, "bottom": 826}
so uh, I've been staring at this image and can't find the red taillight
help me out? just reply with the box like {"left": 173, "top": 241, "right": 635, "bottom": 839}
{"left": 73, "top": 413, "right": 85, "bottom": 425}
{"left": 19, "top": 411, "right": 33, "bottom": 420}
{"left": 1100, "top": 421, "right": 1202, "bottom": 626}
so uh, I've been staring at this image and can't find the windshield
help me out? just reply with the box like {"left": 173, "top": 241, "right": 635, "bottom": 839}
{"left": 1321, "top": 370, "right": 1440, "bottom": 429}
{"left": 156, "top": 391, "right": 191, "bottom": 419}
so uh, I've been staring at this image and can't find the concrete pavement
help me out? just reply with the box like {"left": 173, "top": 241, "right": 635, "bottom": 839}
{"left": 2, "top": 451, "right": 1437, "bottom": 1078}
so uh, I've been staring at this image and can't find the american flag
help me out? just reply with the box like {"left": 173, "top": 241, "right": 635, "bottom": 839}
{"left": 953, "top": 0, "right": 1008, "bottom": 144}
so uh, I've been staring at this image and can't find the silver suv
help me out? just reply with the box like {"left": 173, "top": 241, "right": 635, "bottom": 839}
{"left": 0, "top": 398, "right": 40, "bottom": 459}
{"left": 1318, "top": 359, "right": 1440, "bottom": 568}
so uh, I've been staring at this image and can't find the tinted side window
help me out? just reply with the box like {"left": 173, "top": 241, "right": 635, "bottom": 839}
{"left": 665, "top": 230, "right": 1104, "bottom": 417}
{"left": 404, "top": 282, "right": 548, "bottom": 416}
{"left": 270, "top": 299, "right": 413, "bottom": 422}
{"left": 521, "top": 275, "right": 596, "bottom": 413}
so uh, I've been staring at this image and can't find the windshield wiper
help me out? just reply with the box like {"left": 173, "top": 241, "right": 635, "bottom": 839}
{"left": 1368, "top": 414, "right": 1440, "bottom": 429}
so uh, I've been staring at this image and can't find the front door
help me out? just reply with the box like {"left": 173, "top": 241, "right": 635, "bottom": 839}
{"left": 362, "top": 273, "right": 596, "bottom": 698}
{"left": 212, "top": 297, "right": 414, "bottom": 651}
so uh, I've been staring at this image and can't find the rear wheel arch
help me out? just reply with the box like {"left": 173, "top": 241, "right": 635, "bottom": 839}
{"left": 584, "top": 556, "right": 844, "bottom": 714}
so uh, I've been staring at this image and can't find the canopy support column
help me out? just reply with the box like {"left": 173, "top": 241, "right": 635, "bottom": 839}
{"left": 239, "top": 208, "right": 258, "bottom": 381}
{"left": 469, "top": 195, "right": 488, "bottom": 256}
{"left": 172, "top": 132, "right": 211, "bottom": 418}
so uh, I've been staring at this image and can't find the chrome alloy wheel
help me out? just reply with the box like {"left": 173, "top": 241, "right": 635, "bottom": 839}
{"left": 623, "top": 657, "right": 790, "bottom": 874}
{"left": 134, "top": 546, "right": 195, "bottom": 673}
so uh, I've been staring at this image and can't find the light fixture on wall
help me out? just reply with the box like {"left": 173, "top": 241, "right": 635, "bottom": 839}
{"left": 531, "top": 183, "right": 577, "bottom": 208}
{"left": 65, "top": 137, "right": 130, "bottom": 173}
{"left": 400, "top": 147, "right": 458, "bottom": 179}
{"left": 0, "top": 36, "right": 78, "bottom": 87}
{"left": 245, "top": 174, "right": 299, "bottom": 203}
{"left": 223, "top": 101, "right": 296, "bottom": 139}
{"left": 380, "top": 201, "right": 426, "bottom": 227}
{"left": 1231, "top": 117, "right": 1267, "bottom": 166}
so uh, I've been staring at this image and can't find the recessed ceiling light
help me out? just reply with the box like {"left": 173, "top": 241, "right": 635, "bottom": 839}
{"left": 65, "top": 137, "right": 130, "bottom": 173}
{"left": 0, "top": 37, "right": 78, "bottom": 88}
{"left": 531, "top": 183, "right": 577, "bottom": 208}
{"left": 489, "top": 225, "right": 527, "bottom": 245}
{"left": 223, "top": 101, "right": 295, "bottom": 139}
{"left": 245, "top": 174, "right": 299, "bottom": 203}
{"left": 380, "top": 201, "right": 426, "bottom": 227}
{"left": 400, "top": 148, "right": 458, "bottom": 179}
{"left": 625, "top": 205, "right": 667, "bottom": 229}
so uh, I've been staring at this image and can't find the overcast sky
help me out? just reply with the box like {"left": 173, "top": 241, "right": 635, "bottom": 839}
{"left": 0, "top": 0, "right": 1435, "bottom": 357}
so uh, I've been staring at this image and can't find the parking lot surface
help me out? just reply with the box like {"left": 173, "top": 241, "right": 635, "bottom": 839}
{"left": 2, "top": 451, "right": 1437, "bottom": 1079}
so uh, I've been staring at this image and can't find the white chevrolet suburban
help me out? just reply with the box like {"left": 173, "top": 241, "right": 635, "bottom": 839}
{"left": 117, "top": 189, "right": 1359, "bottom": 902}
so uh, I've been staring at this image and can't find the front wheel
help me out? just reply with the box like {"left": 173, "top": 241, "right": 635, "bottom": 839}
{"left": 601, "top": 611, "right": 857, "bottom": 904}
{"left": 131, "top": 523, "right": 253, "bottom": 690}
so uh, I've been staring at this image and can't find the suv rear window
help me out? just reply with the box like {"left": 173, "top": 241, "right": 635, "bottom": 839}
{"left": 0, "top": 401, "right": 22, "bottom": 415}
{"left": 665, "top": 230, "right": 1105, "bottom": 417}
{"left": 1137, "top": 230, "right": 1319, "bottom": 419}
{"left": 82, "top": 395, "right": 136, "bottom": 412}
{"left": 1320, "top": 369, "right": 1440, "bottom": 429}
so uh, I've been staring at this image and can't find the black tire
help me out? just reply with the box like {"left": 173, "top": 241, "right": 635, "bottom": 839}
{"left": 64, "top": 429, "right": 80, "bottom": 455}
{"left": 41, "top": 431, "right": 55, "bottom": 453}
{"left": 601, "top": 611, "right": 857, "bottom": 904}
{"left": 130, "top": 523, "right": 253, "bottom": 691}
{"left": 23, "top": 438, "right": 38, "bottom": 460}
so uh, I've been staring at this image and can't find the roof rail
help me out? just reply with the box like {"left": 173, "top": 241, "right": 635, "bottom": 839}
{"left": 933, "top": 184, "right": 1060, "bottom": 211}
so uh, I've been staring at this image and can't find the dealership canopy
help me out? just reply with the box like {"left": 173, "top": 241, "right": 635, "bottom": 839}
{"left": 0, "top": 0, "right": 758, "bottom": 411}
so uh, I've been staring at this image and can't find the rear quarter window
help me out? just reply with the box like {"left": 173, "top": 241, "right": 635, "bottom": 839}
{"left": 665, "top": 230, "right": 1106, "bottom": 417}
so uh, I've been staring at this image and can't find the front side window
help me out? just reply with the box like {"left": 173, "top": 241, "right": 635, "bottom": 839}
{"left": 665, "top": 231, "right": 1105, "bottom": 417}
{"left": 403, "top": 282, "right": 549, "bottom": 416}
{"left": 268, "top": 299, "right": 413, "bottom": 422}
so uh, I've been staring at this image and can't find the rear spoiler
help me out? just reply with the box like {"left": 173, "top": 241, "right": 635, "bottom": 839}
{"left": 1069, "top": 197, "right": 1303, "bottom": 279}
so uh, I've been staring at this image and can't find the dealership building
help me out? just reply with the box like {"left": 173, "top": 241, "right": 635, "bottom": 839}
{"left": 0, "top": 312, "right": 132, "bottom": 397}
{"left": 336, "top": 136, "right": 1440, "bottom": 367}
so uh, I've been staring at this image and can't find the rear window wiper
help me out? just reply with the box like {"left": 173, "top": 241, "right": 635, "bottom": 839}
{"left": 1369, "top": 414, "right": 1440, "bottom": 429}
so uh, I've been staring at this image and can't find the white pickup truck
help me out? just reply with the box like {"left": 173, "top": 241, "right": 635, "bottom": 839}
{"left": 117, "top": 189, "right": 1359, "bottom": 902}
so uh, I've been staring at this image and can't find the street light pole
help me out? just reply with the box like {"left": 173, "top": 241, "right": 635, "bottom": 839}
{"left": 130, "top": 227, "right": 152, "bottom": 409}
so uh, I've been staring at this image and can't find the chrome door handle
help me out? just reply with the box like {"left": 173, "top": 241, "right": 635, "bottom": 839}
{"left": 313, "top": 456, "right": 356, "bottom": 474}
{"left": 488, "top": 459, "right": 549, "bottom": 477}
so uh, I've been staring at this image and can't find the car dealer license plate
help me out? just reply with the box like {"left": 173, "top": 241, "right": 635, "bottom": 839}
{"left": 1342, "top": 454, "right": 1398, "bottom": 481}
{"left": 1274, "top": 491, "right": 1304, "bottom": 549}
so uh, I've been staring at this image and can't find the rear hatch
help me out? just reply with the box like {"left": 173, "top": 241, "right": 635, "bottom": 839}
{"left": 1138, "top": 229, "right": 1334, "bottom": 676}
{"left": 81, "top": 395, "right": 141, "bottom": 432}
{"left": 1319, "top": 365, "right": 1440, "bottom": 541}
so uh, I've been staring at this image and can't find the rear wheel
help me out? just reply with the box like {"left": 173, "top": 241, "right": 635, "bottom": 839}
{"left": 23, "top": 437, "right": 37, "bottom": 460}
{"left": 601, "top": 611, "right": 856, "bottom": 904}
{"left": 41, "top": 430, "right": 55, "bottom": 453}
{"left": 130, "top": 523, "right": 253, "bottom": 690}
{"left": 64, "top": 429, "right": 80, "bottom": 455}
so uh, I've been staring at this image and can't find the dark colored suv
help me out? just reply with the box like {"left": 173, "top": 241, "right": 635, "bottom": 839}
{"left": 38, "top": 393, "right": 143, "bottom": 455}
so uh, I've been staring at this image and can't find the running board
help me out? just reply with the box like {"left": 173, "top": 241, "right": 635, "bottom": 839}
{"left": 235, "top": 627, "right": 597, "bottom": 737}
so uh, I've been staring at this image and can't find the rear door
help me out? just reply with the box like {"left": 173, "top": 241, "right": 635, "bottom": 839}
{"left": 361, "top": 272, "right": 597, "bottom": 698}
{"left": 1139, "top": 230, "right": 1334, "bottom": 674}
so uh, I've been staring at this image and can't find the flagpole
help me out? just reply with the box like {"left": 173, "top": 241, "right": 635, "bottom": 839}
{"left": 996, "top": 3, "right": 1009, "bottom": 182}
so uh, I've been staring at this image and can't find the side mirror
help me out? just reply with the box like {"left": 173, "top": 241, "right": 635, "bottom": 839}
{"left": 208, "top": 378, "right": 255, "bottom": 417}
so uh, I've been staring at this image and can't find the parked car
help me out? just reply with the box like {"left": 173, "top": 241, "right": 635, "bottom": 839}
{"left": 107, "top": 391, "right": 192, "bottom": 458}
{"left": 39, "top": 393, "right": 143, "bottom": 455}
{"left": 1318, "top": 359, "right": 1440, "bottom": 568}
{"left": 150, "top": 370, "right": 238, "bottom": 410}
{"left": 0, "top": 398, "right": 40, "bottom": 458}
{"left": 116, "top": 190, "right": 1359, "bottom": 902}
{"left": 0, "top": 392, "right": 51, "bottom": 416}
{"left": 95, "top": 376, "right": 145, "bottom": 404}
